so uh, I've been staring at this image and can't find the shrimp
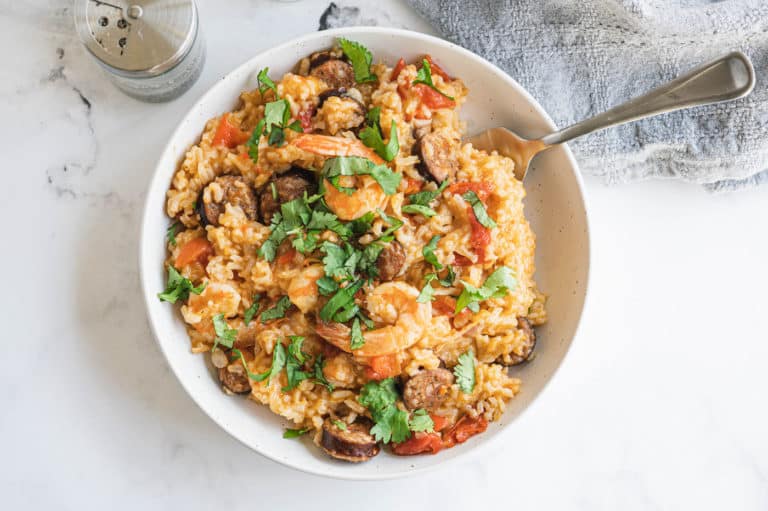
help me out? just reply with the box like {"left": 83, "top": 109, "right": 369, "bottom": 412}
{"left": 292, "top": 134, "right": 384, "bottom": 164}
{"left": 287, "top": 264, "right": 325, "bottom": 314}
{"left": 323, "top": 175, "right": 387, "bottom": 220}
{"left": 314, "top": 282, "right": 431, "bottom": 357}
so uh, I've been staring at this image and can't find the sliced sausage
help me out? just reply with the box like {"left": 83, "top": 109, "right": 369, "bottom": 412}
{"left": 257, "top": 168, "right": 318, "bottom": 224}
{"left": 198, "top": 176, "right": 258, "bottom": 227}
{"left": 414, "top": 131, "right": 459, "bottom": 183}
{"left": 319, "top": 418, "right": 380, "bottom": 462}
{"left": 218, "top": 362, "right": 251, "bottom": 395}
{"left": 308, "top": 49, "right": 344, "bottom": 70}
{"left": 506, "top": 316, "right": 536, "bottom": 365}
{"left": 375, "top": 240, "right": 406, "bottom": 281}
{"left": 311, "top": 59, "right": 356, "bottom": 89}
{"left": 402, "top": 368, "right": 454, "bottom": 411}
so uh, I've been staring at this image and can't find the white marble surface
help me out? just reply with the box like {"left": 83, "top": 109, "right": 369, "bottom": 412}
{"left": 2, "top": 0, "right": 767, "bottom": 508}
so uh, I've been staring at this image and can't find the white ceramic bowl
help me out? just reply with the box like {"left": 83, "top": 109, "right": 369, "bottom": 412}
{"left": 139, "top": 27, "right": 590, "bottom": 480}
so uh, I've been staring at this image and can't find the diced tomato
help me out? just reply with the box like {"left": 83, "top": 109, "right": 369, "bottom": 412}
{"left": 443, "top": 415, "right": 488, "bottom": 448}
{"left": 391, "top": 57, "right": 406, "bottom": 81}
{"left": 298, "top": 108, "right": 315, "bottom": 133}
{"left": 413, "top": 83, "right": 455, "bottom": 110}
{"left": 175, "top": 237, "right": 214, "bottom": 268}
{"left": 432, "top": 295, "right": 457, "bottom": 316}
{"left": 397, "top": 83, "right": 409, "bottom": 102}
{"left": 211, "top": 113, "right": 250, "bottom": 148}
{"left": 425, "top": 55, "right": 452, "bottom": 82}
{"left": 448, "top": 182, "right": 493, "bottom": 264}
{"left": 403, "top": 177, "right": 424, "bottom": 194}
{"left": 391, "top": 432, "right": 443, "bottom": 456}
{"left": 453, "top": 253, "right": 474, "bottom": 266}
{"left": 430, "top": 414, "right": 450, "bottom": 432}
{"left": 363, "top": 354, "right": 400, "bottom": 381}
{"left": 448, "top": 181, "right": 492, "bottom": 200}
{"left": 276, "top": 247, "right": 297, "bottom": 266}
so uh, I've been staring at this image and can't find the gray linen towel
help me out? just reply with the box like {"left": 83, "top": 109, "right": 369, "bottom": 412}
{"left": 398, "top": 0, "right": 768, "bottom": 191}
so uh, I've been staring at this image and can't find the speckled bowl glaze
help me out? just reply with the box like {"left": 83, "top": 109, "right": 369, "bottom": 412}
{"left": 139, "top": 27, "right": 590, "bottom": 480}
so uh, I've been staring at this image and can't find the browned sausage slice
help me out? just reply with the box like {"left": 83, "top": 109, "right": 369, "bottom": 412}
{"left": 311, "top": 59, "right": 356, "bottom": 89}
{"left": 414, "top": 131, "right": 459, "bottom": 183}
{"left": 506, "top": 316, "right": 536, "bottom": 365}
{"left": 402, "top": 368, "right": 454, "bottom": 411}
{"left": 319, "top": 418, "right": 381, "bottom": 462}
{"left": 218, "top": 362, "right": 252, "bottom": 395}
{"left": 198, "top": 176, "right": 258, "bottom": 227}
{"left": 375, "top": 240, "right": 406, "bottom": 281}
{"left": 257, "top": 168, "right": 318, "bottom": 224}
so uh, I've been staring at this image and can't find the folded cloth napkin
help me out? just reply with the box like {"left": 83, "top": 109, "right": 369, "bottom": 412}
{"left": 397, "top": 0, "right": 768, "bottom": 191}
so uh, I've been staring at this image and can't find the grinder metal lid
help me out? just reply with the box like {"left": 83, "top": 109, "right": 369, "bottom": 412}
{"left": 74, "top": 0, "right": 198, "bottom": 77}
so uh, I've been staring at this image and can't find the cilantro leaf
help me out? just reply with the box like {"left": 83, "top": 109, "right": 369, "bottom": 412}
{"left": 247, "top": 119, "right": 265, "bottom": 163}
{"left": 283, "top": 336, "right": 310, "bottom": 391}
{"left": 319, "top": 279, "right": 364, "bottom": 322}
{"left": 260, "top": 295, "right": 292, "bottom": 323}
{"left": 408, "top": 408, "right": 435, "bottom": 432}
{"left": 332, "top": 420, "right": 348, "bottom": 431}
{"left": 462, "top": 191, "right": 497, "bottom": 229}
{"left": 438, "top": 266, "right": 456, "bottom": 287}
{"left": 366, "top": 106, "right": 381, "bottom": 127}
{"left": 376, "top": 209, "right": 404, "bottom": 240}
{"left": 413, "top": 58, "right": 454, "bottom": 101}
{"left": 349, "top": 211, "right": 375, "bottom": 235}
{"left": 422, "top": 235, "right": 443, "bottom": 270}
{"left": 283, "top": 428, "right": 310, "bottom": 439}
{"left": 257, "top": 67, "right": 278, "bottom": 96}
{"left": 338, "top": 38, "right": 376, "bottom": 83}
{"left": 157, "top": 266, "right": 206, "bottom": 303}
{"left": 249, "top": 341, "right": 286, "bottom": 384}
{"left": 360, "top": 119, "right": 399, "bottom": 162}
{"left": 322, "top": 156, "right": 401, "bottom": 196}
{"left": 230, "top": 348, "right": 266, "bottom": 382}
{"left": 401, "top": 204, "right": 436, "bottom": 217}
{"left": 316, "top": 276, "right": 339, "bottom": 296}
{"left": 350, "top": 317, "right": 365, "bottom": 350}
{"left": 212, "top": 313, "right": 237, "bottom": 351}
{"left": 307, "top": 210, "right": 351, "bottom": 239}
{"left": 166, "top": 221, "right": 181, "bottom": 246}
{"left": 243, "top": 294, "right": 261, "bottom": 325}
{"left": 312, "top": 355, "right": 334, "bottom": 392}
{"left": 407, "top": 179, "right": 449, "bottom": 206}
{"left": 454, "top": 350, "right": 476, "bottom": 393}
{"left": 454, "top": 266, "right": 516, "bottom": 314}
{"left": 358, "top": 378, "right": 414, "bottom": 443}
{"left": 416, "top": 273, "right": 437, "bottom": 303}
{"left": 358, "top": 242, "right": 384, "bottom": 278}
{"left": 291, "top": 230, "right": 318, "bottom": 254}
{"left": 321, "top": 241, "right": 360, "bottom": 281}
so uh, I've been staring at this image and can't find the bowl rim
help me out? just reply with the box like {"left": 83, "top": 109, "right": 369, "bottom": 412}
{"left": 139, "top": 25, "right": 592, "bottom": 480}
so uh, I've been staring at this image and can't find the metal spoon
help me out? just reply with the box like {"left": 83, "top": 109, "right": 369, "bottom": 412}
{"left": 467, "top": 51, "right": 755, "bottom": 180}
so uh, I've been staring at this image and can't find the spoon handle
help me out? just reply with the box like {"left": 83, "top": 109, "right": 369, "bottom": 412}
{"left": 539, "top": 52, "right": 755, "bottom": 147}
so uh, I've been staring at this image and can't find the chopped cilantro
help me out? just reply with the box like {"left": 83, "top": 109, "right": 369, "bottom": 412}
{"left": 376, "top": 209, "right": 403, "bottom": 241}
{"left": 246, "top": 118, "right": 265, "bottom": 163}
{"left": 455, "top": 266, "right": 516, "bottom": 314}
{"left": 283, "top": 336, "right": 310, "bottom": 391}
{"left": 349, "top": 211, "right": 375, "bottom": 235}
{"left": 338, "top": 38, "right": 376, "bottom": 83}
{"left": 157, "top": 266, "right": 206, "bottom": 303}
{"left": 322, "top": 156, "right": 401, "bottom": 196}
{"left": 257, "top": 67, "right": 278, "bottom": 96}
{"left": 270, "top": 181, "right": 278, "bottom": 200}
{"left": 401, "top": 204, "right": 436, "bottom": 217}
{"left": 454, "top": 350, "right": 476, "bottom": 393}
{"left": 321, "top": 241, "right": 360, "bottom": 281}
{"left": 407, "top": 180, "right": 449, "bottom": 207}
{"left": 312, "top": 355, "right": 334, "bottom": 392}
{"left": 408, "top": 408, "right": 435, "bottom": 432}
{"left": 462, "top": 191, "right": 497, "bottom": 229}
{"left": 350, "top": 317, "right": 365, "bottom": 350}
{"left": 319, "top": 279, "right": 364, "bottom": 322}
{"left": 283, "top": 427, "right": 310, "bottom": 439}
{"left": 212, "top": 313, "right": 237, "bottom": 351}
{"left": 413, "top": 58, "right": 454, "bottom": 100}
{"left": 358, "top": 378, "right": 422, "bottom": 444}
{"left": 438, "top": 266, "right": 456, "bottom": 287}
{"left": 243, "top": 294, "right": 261, "bottom": 325}
{"left": 422, "top": 235, "right": 443, "bottom": 270}
{"left": 356, "top": 311, "right": 375, "bottom": 329}
{"left": 332, "top": 419, "right": 348, "bottom": 431}
{"left": 166, "top": 221, "right": 181, "bottom": 246}
{"left": 416, "top": 273, "right": 437, "bottom": 303}
{"left": 358, "top": 242, "right": 384, "bottom": 278}
{"left": 249, "top": 341, "right": 286, "bottom": 384}
{"left": 307, "top": 210, "right": 351, "bottom": 239}
{"left": 260, "top": 295, "right": 292, "bottom": 323}
{"left": 360, "top": 119, "right": 399, "bottom": 162}
{"left": 230, "top": 348, "right": 265, "bottom": 381}
{"left": 316, "top": 276, "right": 339, "bottom": 296}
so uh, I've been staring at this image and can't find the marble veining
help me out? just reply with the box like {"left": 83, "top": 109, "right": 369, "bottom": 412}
{"left": 1, "top": 1, "right": 767, "bottom": 510}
